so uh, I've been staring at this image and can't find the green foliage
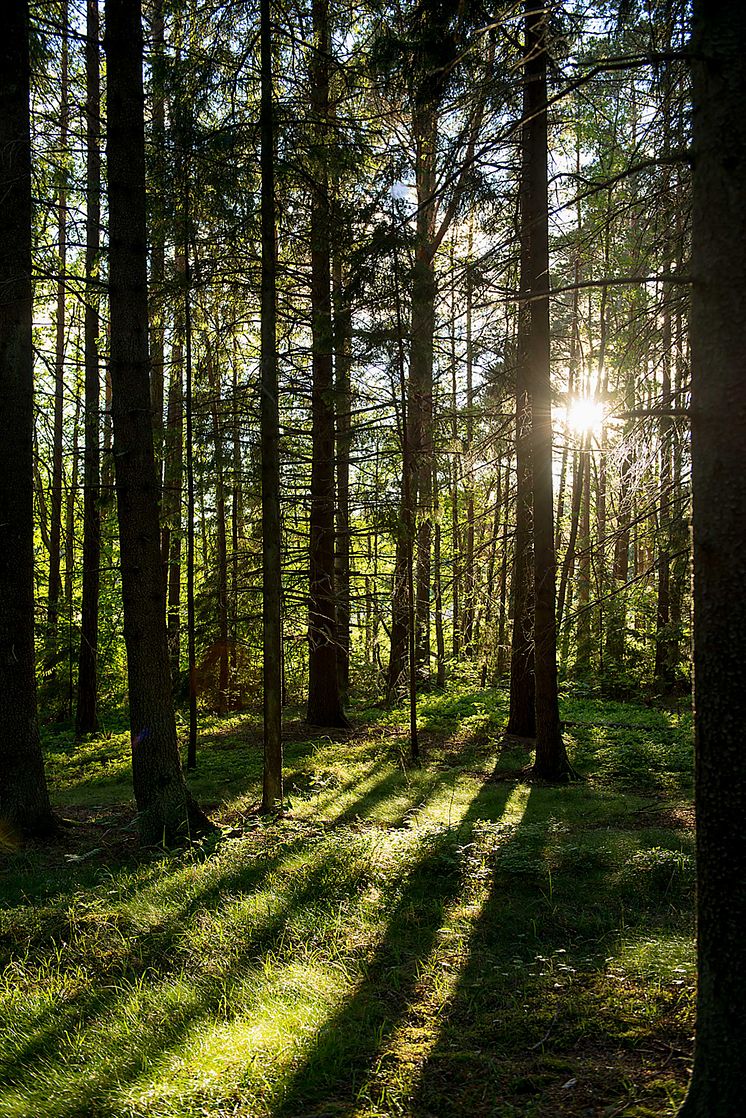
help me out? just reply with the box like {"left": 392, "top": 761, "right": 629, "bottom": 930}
{"left": 0, "top": 687, "right": 695, "bottom": 1117}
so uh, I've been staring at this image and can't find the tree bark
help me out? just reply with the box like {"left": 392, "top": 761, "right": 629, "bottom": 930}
{"left": 184, "top": 239, "right": 197, "bottom": 768}
{"left": 76, "top": 0, "right": 101, "bottom": 737}
{"left": 0, "top": 0, "right": 55, "bottom": 839}
{"left": 333, "top": 252, "right": 352, "bottom": 705}
{"left": 507, "top": 240, "right": 536, "bottom": 735}
{"left": 410, "top": 105, "right": 437, "bottom": 683}
{"left": 521, "top": 0, "right": 571, "bottom": 781}
{"left": 162, "top": 251, "right": 185, "bottom": 679}
{"left": 47, "top": 2, "right": 69, "bottom": 681}
{"left": 74, "top": 0, "right": 104, "bottom": 733}
{"left": 306, "top": 0, "right": 347, "bottom": 727}
{"left": 105, "top": 0, "right": 208, "bottom": 844}
{"left": 148, "top": 0, "right": 166, "bottom": 494}
{"left": 678, "top": 3, "right": 746, "bottom": 1113}
{"left": 260, "top": 0, "right": 283, "bottom": 808}
{"left": 208, "top": 357, "right": 229, "bottom": 714}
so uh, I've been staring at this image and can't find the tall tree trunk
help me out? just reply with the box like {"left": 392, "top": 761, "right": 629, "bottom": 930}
{"left": 260, "top": 0, "right": 283, "bottom": 808}
{"left": 557, "top": 447, "right": 585, "bottom": 634}
{"left": 208, "top": 358, "right": 229, "bottom": 714}
{"left": 184, "top": 238, "right": 197, "bottom": 767}
{"left": 64, "top": 387, "right": 81, "bottom": 717}
{"left": 104, "top": 0, "right": 208, "bottom": 844}
{"left": 47, "top": 2, "right": 69, "bottom": 679}
{"left": 76, "top": 0, "right": 102, "bottom": 737}
{"left": 149, "top": 0, "right": 165, "bottom": 492}
{"left": 480, "top": 466, "right": 503, "bottom": 685}
{"left": 450, "top": 254, "right": 461, "bottom": 659}
{"left": 521, "top": 0, "right": 571, "bottom": 781}
{"left": 230, "top": 335, "right": 243, "bottom": 706}
{"left": 575, "top": 432, "right": 592, "bottom": 674}
{"left": 654, "top": 180, "right": 676, "bottom": 688}
{"left": 0, "top": 0, "right": 55, "bottom": 838}
{"left": 333, "top": 253, "right": 352, "bottom": 705}
{"left": 678, "top": 3, "right": 746, "bottom": 1112}
{"left": 410, "top": 105, "right": 437, "bottom": 682}
{"left": 162, "top": 250, "right": 185, "bottom": 679}
{"left": 306, "top": 0, "right": 347, "bottom": 727}
{"left": 462, "top": 231, "right": 476, "bottom": 656}
{"left": 433, "top": 451, "right": 446, "bottom": 688}
{"left": 507, "top": 233, "right": 536, "bottom": 736}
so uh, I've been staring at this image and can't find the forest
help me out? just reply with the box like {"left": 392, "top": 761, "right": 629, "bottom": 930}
{"left": 0, "top": 0, "right": 744, "bottom": 1115}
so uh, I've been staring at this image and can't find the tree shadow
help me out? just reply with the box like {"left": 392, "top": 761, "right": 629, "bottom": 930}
{"left": 403, "top": 782, "right": 693, "bottom": 1116}
{"left": 271, "top": 773, "right": 518, "bottom": 1117}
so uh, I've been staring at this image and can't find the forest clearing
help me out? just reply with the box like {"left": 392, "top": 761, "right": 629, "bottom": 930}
{"left": 2, "top": 685, "right": 695, "bottom": 1117}
{"left": 1, "top": 0, "right": 745, "bottom": 1115}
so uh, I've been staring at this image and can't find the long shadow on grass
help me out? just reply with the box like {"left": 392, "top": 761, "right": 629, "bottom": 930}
{"left": 1, "top": 755, "right": 496, "bottom": 1115}
{"left": 271, "top": 771, "right": 518, "bottom": 1117}
{"left": 405, "top": 781, "right": 693, "bottom": 1117}
{"left": 0, "top": 827, "right": 312, "bottom": 1090}
{"left": 2, "top": 829, "right": 380, "bottom": 1116}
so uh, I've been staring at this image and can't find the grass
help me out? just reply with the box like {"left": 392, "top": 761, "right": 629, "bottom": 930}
{"left": 0, "top": 683, "right": 695, "bottom": 1117}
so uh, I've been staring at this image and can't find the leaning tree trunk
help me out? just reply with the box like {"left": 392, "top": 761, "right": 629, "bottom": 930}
{"left": 306, "top": 0, "right": 347, "bottom": 727}
{"left": 104, "top": 0, "right": 208, "bottom": 845}
{"left": 521, "top": 0, "right": 571, "bottom": 782}
{"left": 678, "top": 3, "right": 746, "bottom": 1114}
{"left": 0, "top": 0, "right": 55, "bottom": 838}
{"left": 76, "top": 0, "right": 102, "bottom": 737}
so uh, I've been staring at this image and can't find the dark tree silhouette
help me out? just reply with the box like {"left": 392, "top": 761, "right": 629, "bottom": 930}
{"left": 678, "top": 1, "right": 746, "bottom": 1113}
{"left": 105, "top": 0, "right": 209, "bottom": 844}
{"left": 0, "top": 0, "right": 55, "bottom": 839}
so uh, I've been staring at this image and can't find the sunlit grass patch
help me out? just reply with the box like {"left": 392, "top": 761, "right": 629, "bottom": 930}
{"left": 0, "top": 685, "right": 696, "bottom": 1117}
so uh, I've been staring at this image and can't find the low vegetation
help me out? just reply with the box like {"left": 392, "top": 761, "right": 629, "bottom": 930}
{"left": 1, "top": 686, "right": 694, "bottom": 1118}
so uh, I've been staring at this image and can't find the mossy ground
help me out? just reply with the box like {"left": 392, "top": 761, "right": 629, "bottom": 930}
{"left": 0, "top": 685, "right": 694, "bottom": 1117}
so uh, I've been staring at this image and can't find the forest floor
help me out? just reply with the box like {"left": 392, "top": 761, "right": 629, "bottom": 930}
{"left": 0, "top": 683, "right": 695, "bottom": 1118}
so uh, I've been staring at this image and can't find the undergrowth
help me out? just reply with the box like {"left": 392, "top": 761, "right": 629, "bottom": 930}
{"left": 0, "top": 684, "right": 694, "bottom": 1117}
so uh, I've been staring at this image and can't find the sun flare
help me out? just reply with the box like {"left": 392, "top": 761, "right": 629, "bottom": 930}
{"left": 566, "top": 395, "right": 605, "bottom": 436}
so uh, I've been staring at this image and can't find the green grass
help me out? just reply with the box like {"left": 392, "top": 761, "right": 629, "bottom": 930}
{"left": 0, "top": 684, "right": 695, "bottom": 1117}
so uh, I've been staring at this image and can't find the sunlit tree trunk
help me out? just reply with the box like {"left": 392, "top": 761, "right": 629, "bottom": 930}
{"left": 462, "top": 233, "right": 476, "bottom": 656}
{"left": 333, "top": 253, "right": 352, "bottom": 705}
{"left": 162, "top": 251, "right": 185, "bottom": 679}
{"left": 507, "top": 229, "right": 536, "bottom": 736}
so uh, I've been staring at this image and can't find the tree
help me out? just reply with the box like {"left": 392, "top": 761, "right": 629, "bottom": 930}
{"left": 0, "top": 0, "right": 55, "bottom": 839}
{"left": 260, "top": 0, "right": 283, "bottom": 809}
{"left": 46, "top": 0, "right": 69, "bottom": 690}
{"left": 678, "top": 1, "right": 746, "bottom": 1112}
{"left": 306, "top": 0, "right": 348, "bottom": 728}
{"left": 520, "top": 0, "right": 572, "bottom": 781}
{"left": 76, "top": 0, "right": 102, "bottom": 737}
{"left": 105, "top": 0, "right": 208, "bottom": 844}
